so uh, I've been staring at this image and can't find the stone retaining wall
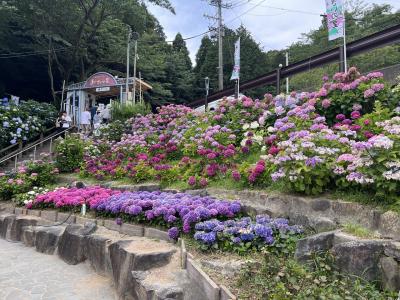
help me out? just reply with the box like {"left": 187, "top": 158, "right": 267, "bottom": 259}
{"left": 0, "top": 203, "right": 236, "bottom": 300}
{"left": 201, "top": 188, "right": 400, "bottom": 242}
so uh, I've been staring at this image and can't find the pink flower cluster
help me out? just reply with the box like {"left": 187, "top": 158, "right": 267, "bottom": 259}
{"left": 33, "top": 186, "right": 121, "bottom": 208}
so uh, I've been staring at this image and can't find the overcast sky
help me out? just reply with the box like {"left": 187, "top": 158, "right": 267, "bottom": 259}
{"left": 148, "top": 0, "right": 400, "bottom": 64}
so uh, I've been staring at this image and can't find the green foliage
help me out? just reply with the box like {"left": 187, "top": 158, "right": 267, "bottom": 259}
{"left": 54, "top": 135, "right": 86, "bottom": 172}
{"left": 0, "top": 100, "right": 57, "bottom": 149}
{"left": 13, "top": 186, "right": 50, "bottom": 207}
{"left": 98, "top": 120, "right": 126, "bottom": 142}
{"left": 24, "top": 157, "right": 58, "bottom": 187}
{"left": 236, "top": 250, "right": 397, "bottom": 299}
{"left": 357, "top": 101, "right": 393, "bottom": 136}
{"left": 111, "top": 102, "right": 150, "bottom": 122}
{"left": 0, "top": 0, "right": 178, "bottom": 105}
{"left": 0, "top": 175, "right": 32, "bottom": 201}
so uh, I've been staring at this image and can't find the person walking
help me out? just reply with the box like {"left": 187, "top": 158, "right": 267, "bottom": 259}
{"left": 81, "top": 107, "right": 91, "bottom": 135}
{"left": 93, "top": 110, "right": 102, "bottom": 137}
{"left": 90, "top": 103, "right": 98, "bottom": 129}
{"left": 101, "top": 104, "right": 111, "bottom": 124}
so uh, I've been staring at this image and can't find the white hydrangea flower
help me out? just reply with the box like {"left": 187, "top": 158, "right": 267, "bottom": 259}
{"left": 250, "top": 121, "right": 259, "bottom": 129}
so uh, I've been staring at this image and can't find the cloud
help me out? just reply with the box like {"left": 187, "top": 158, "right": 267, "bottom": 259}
{"left": 148, "top": 0, "right": 400, "bottom": 63}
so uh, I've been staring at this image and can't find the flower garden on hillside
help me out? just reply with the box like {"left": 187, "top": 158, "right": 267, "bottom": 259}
{"left": 60, "top": 67, "right": 400, "bottom": 206}
{"left": 0, "top": 67, "right": 399, "bottom": 298}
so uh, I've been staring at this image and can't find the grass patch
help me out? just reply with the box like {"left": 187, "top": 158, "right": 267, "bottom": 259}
{"left": 234, "top": 250, "right": 397, "bottom": 299}
{"left": 330, "top": 189, "right": 400, "bottom": 214}
{"left": 342, "top": 223, "right": 379, "bottom": 239}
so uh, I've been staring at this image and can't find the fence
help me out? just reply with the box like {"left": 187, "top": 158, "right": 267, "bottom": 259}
{"left": 188, "top": 24, "right": 400, "bottom": 108}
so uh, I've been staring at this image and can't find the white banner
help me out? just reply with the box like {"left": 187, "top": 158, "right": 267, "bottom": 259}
{"left": 325, "top": 0, "right": 345, "bottom": 40}
{"left": 230, "top": 37, "right": 240, "bottom": 80}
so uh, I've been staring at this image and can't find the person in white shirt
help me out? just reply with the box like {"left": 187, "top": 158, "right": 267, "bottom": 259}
{"left": 81, "top": 107, "right": 91, "bottom": 134}
{"left": 93, "top": 110, "right": 102, "bottom": 137}
{"left": 101, "top": 104, "right": 111, "bottom": 124}
{"left": 61, "top": 111, "right": 72, "bottom": 128}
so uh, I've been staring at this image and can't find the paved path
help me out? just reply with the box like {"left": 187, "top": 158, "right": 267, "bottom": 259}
{"left": 0, "top": 239, "right": 117, "bottom": 300}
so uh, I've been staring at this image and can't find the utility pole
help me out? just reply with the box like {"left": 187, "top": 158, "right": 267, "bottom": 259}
{"left": 131, "top": 32, "right": 139, "bottom": 105}
{"left": 217, "top": 0, "right": 223, "bottom": 91}
{"left": 204, "top": 0, "right": 232, "bottom": 91}
{"left": 125, "top": 26, "right": 132, "bottom": 104}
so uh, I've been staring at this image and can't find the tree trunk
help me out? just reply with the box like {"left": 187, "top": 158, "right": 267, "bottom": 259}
{"left": 47, "top": 39, "right": 58, "bottom": 108}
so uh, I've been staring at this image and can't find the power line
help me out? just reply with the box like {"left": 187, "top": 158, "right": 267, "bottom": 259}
{"left": 0, "top": 48, "right": 70, "bottom": 59}
{"left": 256, "top": 4, "right": 322, "bottom": 16}
{"left": 0, "top": 47, "right": 70, "bottom": 57}
{"left": 226, "top": 0, "right": 269, "bottom": 24}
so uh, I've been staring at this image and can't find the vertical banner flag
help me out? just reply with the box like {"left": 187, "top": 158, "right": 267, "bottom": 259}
{"left": 325, "top": 0, "right": 345, "bottom": 40}
{"left": 230, "top": 37, "right": 240, "bottom": 80}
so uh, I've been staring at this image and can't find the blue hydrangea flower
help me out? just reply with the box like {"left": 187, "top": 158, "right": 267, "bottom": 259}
{"left": 201, "top": 232, "right": 216, "bottom": 244}
{"left": 240, "top": 232, "right": 255, "bottom": 241}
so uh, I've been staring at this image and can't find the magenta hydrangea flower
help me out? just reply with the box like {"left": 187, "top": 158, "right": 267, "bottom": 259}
{"left": 350, "top": 111, "right": 361, "bottom": 119}
{"left": 336, "top": 114, "right": 346, "bottom": 121}
{"left": 232, "top": 170, "right": 241, "bottom": 181}
{"left": 188, "top": 176, "right": 196, "bottom": 186}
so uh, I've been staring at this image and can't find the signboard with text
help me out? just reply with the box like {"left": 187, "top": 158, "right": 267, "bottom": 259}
{"left": 84, "top": 72, "right": 117, "bottom": 89}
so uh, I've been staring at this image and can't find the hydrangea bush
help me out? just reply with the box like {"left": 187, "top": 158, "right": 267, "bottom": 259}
{"left": 75, "top": 67, "right": 400, "bottom": 204}
{"left": 31, "top": 186, "right": 120, "bottom": 210}
{"left": 193, "top": 215, "right": 302, "bottom": 254}
{"left": 0, "top": 100, "right": 57, "bottom": 149}
{"left": 92, "top": 191, "right": 241, "bottom": 236}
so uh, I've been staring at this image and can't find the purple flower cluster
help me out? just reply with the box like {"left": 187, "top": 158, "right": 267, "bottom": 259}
{"left": 92, "top": 191, "right": 241, "bottom": 237}
{"left": 194, "top": 215, "right": 302, "bottom": 250}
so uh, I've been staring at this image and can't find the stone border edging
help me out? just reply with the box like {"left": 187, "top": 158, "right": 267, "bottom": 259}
{"left": 0, "top": 204, "right": 237, "bottom": 300}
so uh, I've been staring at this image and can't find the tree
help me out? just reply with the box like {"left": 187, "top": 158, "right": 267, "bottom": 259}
{"left": 0, "top": 0, "right": 174, "bottom": 106}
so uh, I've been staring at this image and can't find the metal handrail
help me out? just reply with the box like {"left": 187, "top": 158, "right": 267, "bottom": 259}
{"left": 0, "top": 126, "right": 57, "bottom": 157}
{"left": 0, "top": 126, "right": 76, "bottom": 169}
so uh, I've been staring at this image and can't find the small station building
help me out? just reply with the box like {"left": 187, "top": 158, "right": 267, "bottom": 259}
{"left": 64, "top": 72, "right": 152, "bottom": 125}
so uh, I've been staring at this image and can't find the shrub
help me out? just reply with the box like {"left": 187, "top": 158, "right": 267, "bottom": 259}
{"left": 91, "top": 191, "right": 241, "bottom": 236}
{"left": 111, "top": 102, "right": 150, "bottom": 122}
{"left": 97, "top": 120, "right": 126, "bottom": 142}
{"left": 54, "top": 135, "right": 86, "bottom": 172}
{"left": 194, "top": 215, "right": 302, "bottom": 255}
{"left": 13, "top": 187, "right": 50, "bottom": 207}
{"left": 0, "top": 100, "right": 57, "bottom": 149}
{"left": 237, "top": 250, "right": 396, "bottom": 299}
{"left": 32, "top": 186, "right": 120, "bottom": 210}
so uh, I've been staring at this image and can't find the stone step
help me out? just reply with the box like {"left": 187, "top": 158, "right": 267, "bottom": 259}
{"left": 109, "top": 238, "right": 177, "bottom": 298}
{"left": 0, "top": 213, "right": 210, "bottom": 300}
{"left": 131, "top": 252, "right": 186, "bottom": 300}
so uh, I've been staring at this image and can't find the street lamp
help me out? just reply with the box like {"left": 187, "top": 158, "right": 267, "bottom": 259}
{"left": 204, "top": 77, "right": 210, "bottom": 112}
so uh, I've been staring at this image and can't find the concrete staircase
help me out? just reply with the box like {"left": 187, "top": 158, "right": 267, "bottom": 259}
{"left": 0, "top": 139, "right": 54, "bottom": 172}
{"left": 0, "top": 211, "right": 209, "bottom": 300}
